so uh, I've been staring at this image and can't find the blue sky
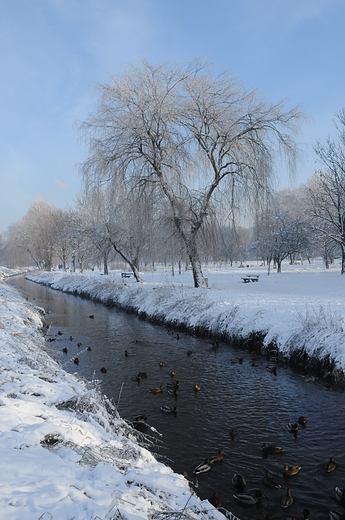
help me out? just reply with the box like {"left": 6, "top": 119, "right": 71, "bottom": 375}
{"left": 1, "top": 0, "right": 344, "bottom": 233}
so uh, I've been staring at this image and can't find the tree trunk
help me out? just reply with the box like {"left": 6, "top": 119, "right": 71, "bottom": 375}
{"left": 325, "top": 252, "right": 330, "bottom": 269}
{"left": 109, "top": 240, "right": 143, "bottom": 282}
{"left": 187, "top": 237, "right": 207, "bottom": 288}
{"left": 277, "top": 258, "right": 282, "bottom": 273}
{"left": 341, "top": 246, "right": 345, "bottom": 275}
{"left": 103, "top": 251, "right": 109, "bottom": 275}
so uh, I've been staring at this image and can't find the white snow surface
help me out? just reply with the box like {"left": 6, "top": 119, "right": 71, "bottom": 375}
{"left": 0, "top": 271, "right": 224, "bottom": 520}
{"left": 27, "top": 259, "right": 345, "bottom": 378}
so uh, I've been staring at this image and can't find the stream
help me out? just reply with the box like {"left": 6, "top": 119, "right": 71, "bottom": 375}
{"left": 8, "top": 274, "right": 345, "bottom": 519}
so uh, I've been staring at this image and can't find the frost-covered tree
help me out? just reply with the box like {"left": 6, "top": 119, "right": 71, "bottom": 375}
{"left": 7, "top": 201, "right": 61, "bottom": 270}
{"left": 252, "top": 190, "right": 310, "bottom": 273}
{"left": 77, "top": 60, "right": 304, "bottom": 287}
{"left": 305, "top": 109, "right": 345, "bottom": 274}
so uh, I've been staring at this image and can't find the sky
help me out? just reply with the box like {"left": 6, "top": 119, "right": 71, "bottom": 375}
{"left": 1, "top": 0, "right": 345, "bottom": 234}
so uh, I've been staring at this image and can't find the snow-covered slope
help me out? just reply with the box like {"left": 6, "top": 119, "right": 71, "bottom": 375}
{"left": 26, "top": 259, "right": 345, "bottom": 380}
{"left": 0, "top": 280, "right": 224, "bottom": 519}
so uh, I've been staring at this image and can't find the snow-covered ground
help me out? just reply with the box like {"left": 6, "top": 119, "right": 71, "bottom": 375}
{"left": 26, "top": 258, "right": 345, "bottom": 381}
{"left": 0, "top": 269, "right": 225, "bottom": 520}
{"left": 0, "top": 265, "right": 29, "bottom": 280}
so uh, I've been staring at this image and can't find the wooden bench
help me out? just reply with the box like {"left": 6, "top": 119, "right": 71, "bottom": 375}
{"left": 121, "top": 272, "right": 133, "bottom": 279}
{"left": 241, "top": 275, "right": 260, "bottom": 283}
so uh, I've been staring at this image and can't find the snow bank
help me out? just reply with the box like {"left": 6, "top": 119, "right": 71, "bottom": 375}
{"left": 26, "top": 260, "right": 345, "bottom": 381}
{"left": 0, "top": 266, "right": 26, "bottom": 280}
{"left": 0, "top": 280, "right": 224, "bottom": 519}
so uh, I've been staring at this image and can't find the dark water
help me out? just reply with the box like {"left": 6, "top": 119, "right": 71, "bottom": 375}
{"left": 8, "top": 275, "right": 345, "bottom": 519}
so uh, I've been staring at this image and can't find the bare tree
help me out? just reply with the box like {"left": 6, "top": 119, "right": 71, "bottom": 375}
{"left": 251, "top": 189, "right": 310, "bottom": 273}
{"left": 6, "top": 201, "right": 61, "bottom": 270}
{"left": 78, "top": 60, "right": 304, "bottom": 287}
{"left": 304, "top": 109, "right": 345, "bottom": 273}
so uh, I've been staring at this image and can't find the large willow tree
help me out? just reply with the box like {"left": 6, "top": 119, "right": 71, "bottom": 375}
{"left": 78, "top": 60, "right": 304, "bottom": 287}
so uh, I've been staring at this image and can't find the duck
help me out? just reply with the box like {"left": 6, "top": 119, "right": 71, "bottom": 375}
{"left": 283, "top": 464, "right": 301, "bottom": 476}
{"left": 73, "top": 357, "right": 79, "bottom": 365}
{"left": 166, "top": 380, "right": 180, "bottom": 389}
{"left": 133, "top": 414, "right": 147, "bottom": 422}
{"left": 335, "top": 486, "right": 345, "bottom": 505}
{"left": 187, "top": 350, "right": 193, "bottom": 356}
{"left": 100, "top": 367, "right": 107, "bottom": 373}
{"left": 262, "top": 443, "right": 285, "bottom": 454}
{"left": 62, "top": 347, "right": 68, "bottom": 354}
{"left": 210, "top": 448, "right": 224, "bottom": 463}
{"left": 266, "top": 363, "right": 277, "bottom": 375}
{"left": 125, "top": 350, "right": 136, "bottom": 357}
{"left": 148, "top": 385, "right": 163, "bottom": 393}
{"left": 134, "top": 419, "right": 147, "bottom": 432}
{"left": 282, "top": 487, "right": 293, "bottom": 508}
{"left": 69, "top": 335, "right": 73, "bottom": 341}
{"left": 193, "top": 459, "right": 212, "bottom": 474}
{"left": 263, "top": 469, "right": 281, "bottom": 488}
{"left": 209, "top": 491, "right": 221, "bottom": 509}
{"left": 57, "top": 330, "right": 62, "bottom": 335}
{"left": 194, "top": 384, "right": 201, "bottom": 392}
{"left": 131, "top": 374, "right": 141, "bottom": 382}
{"left": 89, "top": 315, "right": 94, "bottom": 319}
{"left": 209, "top": 339, "right": 219, "bottom": 351}
{"left": 77, "top": 342, "right": 82, "bottom": 347}
{"left": 287, "top": 422, "right": 299, "bottom": 438}
{"left": 229, "top": 427, "right": 238, "bottom": 440}
{"left": 87, "top": 346, "right": 92, "bottom": 351}
{"left": 138, "top": 372, "right": 148, "bottom": 379}
{"left": 329, "top": 511, "right": 345, "bottom": 520}
{"left": 232, "top": 473, "right": 246, "bottom": 487}
{"left": 298, "top": 416, "right": 307, "bottom": 427}
{"left": 325, "top": 456, "right": 337, "bottom": 473}
{"left": 159, "top": 361, "right": 165, "bottom": 367}
{"left": 170, "top": 371, "right": 176, "bottom": 377}
{"left": 233, "top": 490, "right": 264, "bottom": 505}
{"left": 168, "top": 388, "right": 179, "bottom": 396}
{"left": 161, "top": 406, "right": 178, "bottom": 413}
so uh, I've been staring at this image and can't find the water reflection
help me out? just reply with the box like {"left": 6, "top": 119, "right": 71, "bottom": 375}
{"left": 8, "top": 275, "right": 345, "bottom": 519}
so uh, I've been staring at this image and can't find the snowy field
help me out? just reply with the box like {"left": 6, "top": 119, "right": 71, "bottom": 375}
{"left": 0, "top": 271, "right": 225, "bottom": 520}
{"left": 26, "top": 258, "right": 345, "bottom": 380}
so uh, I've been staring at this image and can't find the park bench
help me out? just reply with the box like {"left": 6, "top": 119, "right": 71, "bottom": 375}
{"left": 241, "top": 275, "right": 260, "bottom": 283}
{"left": 121, "top": 272, "right": 133, "bottom": 279}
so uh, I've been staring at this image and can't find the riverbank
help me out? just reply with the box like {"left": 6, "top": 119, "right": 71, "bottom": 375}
{"left": 0, "top": 275, "right": 224, "bottom": 519}
{"left": 26, "top": 259, "right": 345, "bottom": 384}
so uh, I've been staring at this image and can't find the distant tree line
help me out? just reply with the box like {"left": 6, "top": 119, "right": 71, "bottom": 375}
{"left": 1, "top": 62, "right": 345, "bottom": 281}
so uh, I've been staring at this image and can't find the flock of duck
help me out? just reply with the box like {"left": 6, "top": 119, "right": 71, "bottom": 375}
{"left": 128, "top": 343, "right": 201, "bottom": 419}
{"left": 125, "top": 334, "right": 344, "bottom": 520}
{"left": 189, "top": 423, "right": 344, "bottom": 518}
{"left": 58, "top": 324, "right": 343, "bottom": 520}
{"left": 189, "top": 415, "right": 345, "bottom": 519}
